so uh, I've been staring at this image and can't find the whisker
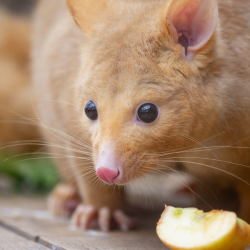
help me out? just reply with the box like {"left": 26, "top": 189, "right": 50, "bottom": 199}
{"left": 143, "top": 164, "right": 213, "bottom": 209}
{"left": 157, "top": 159, "right": 250, "bottom": 186}
{"left": 159, "top": 156, "right": 250, "bottom": 169}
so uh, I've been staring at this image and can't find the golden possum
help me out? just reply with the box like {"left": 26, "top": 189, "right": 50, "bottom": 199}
{"left": 32, "top": 0, "right": 250, "bottom": 230}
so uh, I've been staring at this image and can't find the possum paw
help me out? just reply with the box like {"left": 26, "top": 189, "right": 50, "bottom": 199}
{"left": 72, "top": 204, "right": 135, "bottom": 231}
{"left": 48, "top": 183, "right": 81, "bottom": 217}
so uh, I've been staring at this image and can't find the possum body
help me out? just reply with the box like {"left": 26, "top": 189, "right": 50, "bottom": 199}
{"left": 32, "top": 0, "right": 250, "bottom": 230}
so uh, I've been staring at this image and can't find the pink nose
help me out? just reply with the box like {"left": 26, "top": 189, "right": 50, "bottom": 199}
{"left": 96, "top": 168, "right": 119, "bottom": 184}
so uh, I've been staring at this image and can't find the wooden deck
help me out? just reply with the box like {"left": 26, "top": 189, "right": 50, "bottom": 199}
{"left": 0, "top": 197, "right": 169, "bottom": 250}
{"left": 0, "top": 174, "right": 193, "bottom": 250}
{"left": 1, "top": 177, "right": 249, "bottom": 250}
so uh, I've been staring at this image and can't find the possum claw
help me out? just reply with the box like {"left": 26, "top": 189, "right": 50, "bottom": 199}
{"left": 72, "top": 204, "right": 135, "bottom": 231}
{"left": 72, "top": 204, "right": 97, "bottom": 229}
{"left": 98, "top": 207, "right": 111, "bottom": 231}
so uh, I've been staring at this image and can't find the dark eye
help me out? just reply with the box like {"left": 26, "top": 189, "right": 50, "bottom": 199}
{"left": 137, "top": 103, "right": 158, "bottom": 123}
{"left": 85, "top": 101, "right": 98, "bottom": 120}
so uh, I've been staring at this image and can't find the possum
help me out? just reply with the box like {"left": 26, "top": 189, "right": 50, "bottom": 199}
{"left": 31, "top": 0, "right": 250, "bottom": 231}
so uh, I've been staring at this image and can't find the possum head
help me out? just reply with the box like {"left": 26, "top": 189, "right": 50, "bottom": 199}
{"left": 68, "top": 0, "right": 220, "bottom": 185}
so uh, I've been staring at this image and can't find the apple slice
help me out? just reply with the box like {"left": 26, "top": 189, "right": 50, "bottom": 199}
{"left": 157, "top": 206, "right": 250, "bottom": 250}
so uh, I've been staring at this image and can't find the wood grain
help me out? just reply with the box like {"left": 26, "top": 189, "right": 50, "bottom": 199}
{"left": 0, "top": 198, "right": 249, "bottom": 250}
{"left": 0, "top": 226, "right": 48, "bottom": 250}
{"left": 0, "top": 206, "right": 168, "bottom": 250}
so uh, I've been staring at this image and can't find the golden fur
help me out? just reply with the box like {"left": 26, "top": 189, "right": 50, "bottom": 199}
{"left": 0, "top": 11, "right": 39, "bottom": 153}
{"left": 30, "top": 0, "right": 250, "bottom": 223}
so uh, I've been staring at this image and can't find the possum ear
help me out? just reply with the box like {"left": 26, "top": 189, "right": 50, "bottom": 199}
{"left": 166, "top": 0, "right": 218, "bottom": 59}
{"left": 67, "top": 0, "right": 109, "bottom": 37}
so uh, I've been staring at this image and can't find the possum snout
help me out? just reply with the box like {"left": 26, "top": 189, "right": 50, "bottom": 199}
{"left": 95, "top": 142, "right": 156, "bottom": 185}
{"left": 96, "top": 145, "right": 125, "bottom": 185}
{"left": 96, "top": 143, "right": 144, "bottom": 185}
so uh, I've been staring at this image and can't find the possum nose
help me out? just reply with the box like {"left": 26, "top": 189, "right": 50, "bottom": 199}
{"left": 96, "top": 168, "right": 119, "bottom": 184}
{"left": 96, "top": 145, "right": 122, "bottom": 184}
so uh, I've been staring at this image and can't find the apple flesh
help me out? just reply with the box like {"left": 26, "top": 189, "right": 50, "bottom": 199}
{"left": 157, "top": 206, "right": 250, "bottom": 250}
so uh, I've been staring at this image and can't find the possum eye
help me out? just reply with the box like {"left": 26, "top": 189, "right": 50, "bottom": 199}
{"left": 85, "top": 101, "right": 98, "bottom": 120}
{"left": 137, "top": 103, "right": 158, "bottom": 123}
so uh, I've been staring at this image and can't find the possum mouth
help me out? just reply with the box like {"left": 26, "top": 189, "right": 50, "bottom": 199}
{"left": 96, "top": 146, "right": 156, "bottom": 185}
{"left": 115, "top": 153, "right": 156, "bottom": 185}
{"left": 96, "top": 159, "right": 152, "bottom": 185}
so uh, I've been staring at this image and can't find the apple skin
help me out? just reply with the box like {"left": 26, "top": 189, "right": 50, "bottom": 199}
{"left": 156, "top": 206, "right": 250, "bottom": 250}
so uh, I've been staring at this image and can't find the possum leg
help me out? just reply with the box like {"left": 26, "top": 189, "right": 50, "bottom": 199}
{"left": 48, "top": 183, "right": 81, "bottom": 217}
{"left": 71, "top": 161, "right": 135, "bottom": 231}
{"left": 47, "top": 146, "right": 81, "bottom": 217}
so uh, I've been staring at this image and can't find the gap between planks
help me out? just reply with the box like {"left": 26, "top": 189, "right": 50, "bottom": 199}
{"left": 0, "top": 223, "right": 50, "bottom": 250}
{"left": 0, "top": 219, "right": 67, "bottom": 250}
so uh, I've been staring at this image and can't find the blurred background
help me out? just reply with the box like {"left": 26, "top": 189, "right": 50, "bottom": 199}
{"left": 0, "top": 0, "right": 60, "bottom": 197}
{"left": 0, "top": 0, "right": 37, "bottom": 15}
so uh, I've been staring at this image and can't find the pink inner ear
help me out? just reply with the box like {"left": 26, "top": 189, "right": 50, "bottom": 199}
{"left": 167, "top": 0, "right": 218, "bottom": 56}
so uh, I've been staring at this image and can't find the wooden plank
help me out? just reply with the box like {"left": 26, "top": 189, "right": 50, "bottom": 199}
{"left": 0, "top": 196, "right": 47, "bottom": 210}
{"left": 0, "top": 207, "right": 168, "bottom": 250}
{"left": 2, "top": 207, "right": 250, "bottom": 250}
{"left": 0, "top": 226, "right": 48, "bottom": 250}
{"left": 41, "top": 232, "right": 167, "bottom": 250}
{"left": 0, "top": 197, "right": 249, "bottom": 250}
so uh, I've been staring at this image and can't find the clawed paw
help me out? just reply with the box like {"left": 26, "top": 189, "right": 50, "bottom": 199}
{"left": 72, "top": 204, "right": 135, "bottom": 231}
{"left": 48, "top": 184, "right": 81, "bottom": 217}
